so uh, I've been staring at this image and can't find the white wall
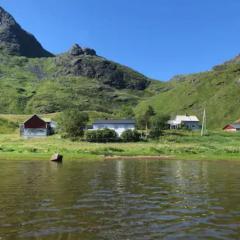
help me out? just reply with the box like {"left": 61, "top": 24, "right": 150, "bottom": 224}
{"left": 93, "top": 123, "right": 135, "bottom": 136}
{"left": 22, "top": 128, "right": 48, "bottom": 138}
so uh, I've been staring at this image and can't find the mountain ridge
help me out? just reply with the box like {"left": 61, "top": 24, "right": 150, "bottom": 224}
{"left": 0, "top": 6, "right": 156, "bottom": 115}
{"left": 0, "top": 6, "right": 53, "bottom": 58}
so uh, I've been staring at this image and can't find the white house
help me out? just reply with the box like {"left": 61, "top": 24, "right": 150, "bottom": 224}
{"left": 167, "top": 115, "right": 200, "bottom": 130}
{"left": 92, "top": 119, "right": 135, "bottom": 136}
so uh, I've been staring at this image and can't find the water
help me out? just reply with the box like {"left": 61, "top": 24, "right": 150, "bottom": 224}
{"left": 0, "top": 159, "right": 240, "bottom": 239}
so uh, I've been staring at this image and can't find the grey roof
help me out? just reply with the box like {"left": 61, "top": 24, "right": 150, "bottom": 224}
{"left": 93, "top": 119, "right": 135, "bottom": 124}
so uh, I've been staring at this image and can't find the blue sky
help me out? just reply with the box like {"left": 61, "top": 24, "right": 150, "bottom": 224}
{"left": 1, "top": 0, "right": 240, "bottom": 80}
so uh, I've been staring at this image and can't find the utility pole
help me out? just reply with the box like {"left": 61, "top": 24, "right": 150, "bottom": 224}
{"left": 201, "top": 108, "right": 207, "bottom": 136}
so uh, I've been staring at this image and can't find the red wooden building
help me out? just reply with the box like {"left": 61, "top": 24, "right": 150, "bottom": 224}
{"left": 223, "top": 123, "right": 240, "bottom": 132}
{"left": 20, "top": 115, "right": 52, "bottom": 138}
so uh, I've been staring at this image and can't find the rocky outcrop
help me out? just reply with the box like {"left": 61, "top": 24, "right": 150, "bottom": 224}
{"left": 0, "top": 7, "right": 53, "bottom": 58}
{"left": 69, "top": 44, "right": 96, "bottom": 56}
{"left": 55, "top": 45, "right": 150, "bottom": 90}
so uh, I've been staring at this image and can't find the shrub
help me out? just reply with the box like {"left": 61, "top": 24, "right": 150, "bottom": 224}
{"left": 121, "top": 129, "right": 141, "bottom": 142}
{"left": 149, "top": 114, "right": 169, "bottom": 139}
{"left": 59, "top": 110, "right": 89, "bottom": 139}
{"left": 85, "top": 128, "right": 118, "bottom": 142}
{"left": 85, "top": 130, "right": 97, "bottom": 142}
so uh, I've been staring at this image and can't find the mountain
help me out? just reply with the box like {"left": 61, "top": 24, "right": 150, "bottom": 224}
{"left": 0, "top": 7, "right": 53, "bottom": 57}
{"left": 135, "top": 57, "right": 240, "bottom": 129}
{"left": 55, "top": 44, "right": 150, "bottom": 90}
{"left": 0, "top": 6, "right": 157, "bottom": 114}
{"left": 1, "top": 5, "right": 240, "bottom": 130}
{"left": 0, "top": 44, "right": 157, "bottom": 114}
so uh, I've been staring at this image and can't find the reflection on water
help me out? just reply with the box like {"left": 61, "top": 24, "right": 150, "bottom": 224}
{"left": 0, "top": 159, "right": 240, "bottom": 239}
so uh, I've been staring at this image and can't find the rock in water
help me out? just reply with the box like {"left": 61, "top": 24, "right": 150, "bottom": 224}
{"left": 50, "top": 153, "right": 63, "bottom": 162}
{"left": 0, "top": 6, "right": 53, "bottom": 57}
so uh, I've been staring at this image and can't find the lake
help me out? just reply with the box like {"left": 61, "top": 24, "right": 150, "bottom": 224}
{"left": 0, "top": 159, "right": 240, "bottom": 239}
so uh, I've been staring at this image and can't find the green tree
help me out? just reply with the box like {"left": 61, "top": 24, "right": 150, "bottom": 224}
{"left": 137, "top": 105, "right": 155, "bottom": 138}
{"left": 149, "top": 115, "right": 170, "bottom": 139}
{"left": 60, "top": 110, "right": 89, "bottom": 139}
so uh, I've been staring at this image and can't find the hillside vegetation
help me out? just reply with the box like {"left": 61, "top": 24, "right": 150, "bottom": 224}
{"left": 1, "top": 6, "right": 240, "bottom": 130}
{"left": 0, "top": 51, "right": 160, "bottom": 114}
{"left": 135, "top": 60, "right": 240, "bottom": 129}
{"left": 0, "top": 7, "right": 160, "bottom": 115}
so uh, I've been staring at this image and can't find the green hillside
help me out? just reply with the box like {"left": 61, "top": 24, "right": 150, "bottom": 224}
{"left": 0, "top": 6, "right": 160, "bottom": 115}
{"left": 1, "top": 5, "right": 240, "bottom": 130}
{"left": 2, "top": 44, "right": 240, "bottom": 130}
{"left": 135, "top": 60, "right": 240, "bottom": 129}
{"left": 0, "top": 51, "right": 160, "bottom": 114}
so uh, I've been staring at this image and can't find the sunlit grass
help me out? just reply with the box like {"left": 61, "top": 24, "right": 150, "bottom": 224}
{"left": 0, "top": 130, "right": 240, "bottom": 160}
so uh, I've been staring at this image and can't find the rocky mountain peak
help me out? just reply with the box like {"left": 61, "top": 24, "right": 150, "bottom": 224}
{"left": 0, "top": 6, "right": 53, "bottom": 58}
{"left": 69, "top": 43, "right": 96, "bottom": 56}
{"left": 69, "top": 43, "right": 84, "bottom": 56}
{"left": 0, "top": 6, "right": 16, "bottom": 26}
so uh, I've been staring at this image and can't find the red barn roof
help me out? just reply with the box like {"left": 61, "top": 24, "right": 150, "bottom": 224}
{"left": 24, "top": 115, "right": 47, "bottom": 129}
{"left": 223, "top": 124, "right": 240, "bottom": 130}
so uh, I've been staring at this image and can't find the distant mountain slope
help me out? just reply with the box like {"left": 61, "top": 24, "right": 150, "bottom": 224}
{"left": 55, "top": 44, "right": 150, "bottom": 90}
{"left": 0, "top": 6, "right": 158, "bottom": 114}
{"left": 0, "top": 48, "right": 157, "bottom": 114}
{"left": 2, "top": 5, "right": 240, "bottom": 130}
{"left": 0, "top": 7, "right": 53, "bottom": 57}
{"left": 135, "top": 58, "right": 240, "bottom": 129}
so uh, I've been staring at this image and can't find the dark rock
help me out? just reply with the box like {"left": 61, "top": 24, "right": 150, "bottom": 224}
{"left": 0, "top": 7, "right": 53, "bottom": 58}
{"left": 83, "top": 47, "right": 96, "bottom": 56}
{"left": 69, "top": 44, "right": 84, "bottom": 56}
{"left": 50, "top": 153, "right": 63, "bottom": 162}
{"left": 68, "top": 44, "right": 97, "bottom": 56}
{"left": 55, "top": 52, "right": 150, "bottom": 90}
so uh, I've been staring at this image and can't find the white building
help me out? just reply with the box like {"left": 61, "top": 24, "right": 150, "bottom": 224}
{"left": 168, "top": 115, "right": 200, "bottom": 130}
{"left": 92, "top": 119, "right": 135, "bottom": 136}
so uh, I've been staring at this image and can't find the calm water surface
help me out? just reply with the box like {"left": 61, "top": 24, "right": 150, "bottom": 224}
{"left": 0, "top": 159, "right": 240, "bottom": 239}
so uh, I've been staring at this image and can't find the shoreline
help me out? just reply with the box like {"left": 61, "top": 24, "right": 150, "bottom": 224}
{"left": 0, "top": 152, "right": 240, "bottom": 161}
{"left": 1, "top": 132, "right": 240, "bottom": 161}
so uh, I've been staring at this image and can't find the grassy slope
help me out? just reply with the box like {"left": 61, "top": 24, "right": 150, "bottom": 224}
{"left": 2, "top": 48, "right": 240, "bottom": 130}
{"left": 0, "top": 52, "right": 159, "bottom": 114}
{"left": 135, "top": 63, "right": 240, "bottom": 129}
{"left": 1, "top": 131, "right": 240, "bottom": 160}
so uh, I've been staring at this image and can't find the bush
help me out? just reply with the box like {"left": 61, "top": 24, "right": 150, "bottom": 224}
{"left": 85, "top": 130, "right": 97, "bottom": 142}
{"left": 149, "top": 115, "right": 170, "bottom": 139}
{"left": 85, "top": 128, "right": 118, "bottom": 142}
{"left": 59, "top": 110, "right": 89, "bottom": 139}
{"left": 121, "top": 129, "right": 141, "bottom": 142}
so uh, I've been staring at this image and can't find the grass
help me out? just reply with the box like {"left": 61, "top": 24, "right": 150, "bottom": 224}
{"left": 135, "top": 62, "right": 240, "bottom": 129}
{"left": 0, "top": 51, "right": 155, "bottom": 114}
{"left": 1, "top": 130, "right": 240, "bottom": 161}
